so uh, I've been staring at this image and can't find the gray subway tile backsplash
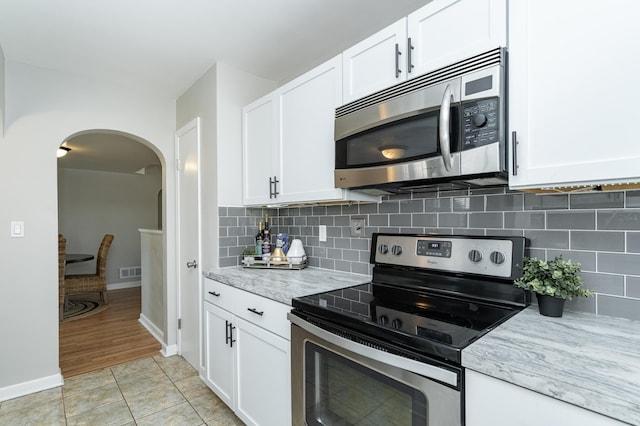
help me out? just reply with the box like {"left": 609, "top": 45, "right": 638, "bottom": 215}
{"left": 571, "top": 231, "right": 625, "bottom": 252}
{"left": 626, "top": 232, "right": 640, "bottom": 253}
{"left": 598, "top": 253, "right": 640, "bottom": 275}
{"left": 597, "top": 295, "right": 640, "bottom": 321}
{"left": 625, "top": 190, "right": 640, "bottom": 208}
{"left": 218, "top": 189, "right": 640, "bottom": 322}
{"left": 569, "top": 192, "right": 625, "bottom": 209}
{"left": 597, "top": 210, "right": 640, "bottom": 230}
{"left": 524, "top": 193, "right": 568, "bottom": 210}
{"left": 453, "top": 196, "right": 485, "bottom": 212}
{"left": 504, "top": 212, "right": 545, "bottom": 229}
{"left": 468, "top": 212, "right": 503, "bottom": 229}
{"left": 546, "top": 210, "right": 595, "bottom": 230}
{"left": 626, "top": 276, "right": 640, "bottom": 298}
{"left": 486, "top": 193, "right": 524, "bottom": 211}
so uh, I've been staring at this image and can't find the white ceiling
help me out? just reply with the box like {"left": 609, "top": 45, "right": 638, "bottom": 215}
{"left": 0, "top": 0, "right": 431, "bottom": 99}
{"left": 0, "top": 0, "right": 432, "bottom": 173}
{"left": 57, "top": 133, "right": 161, "bottom": 174}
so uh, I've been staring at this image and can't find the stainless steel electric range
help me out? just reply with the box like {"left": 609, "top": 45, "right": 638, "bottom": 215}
{"left": 288, "top": 233, "right": 530, "bottom": 426}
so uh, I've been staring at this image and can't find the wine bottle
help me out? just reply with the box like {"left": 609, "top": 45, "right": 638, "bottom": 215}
{"left": 262, "top": 214, "right": 271, "bottom": 257}
{"left": 255, "top": 221, "right": 263, "bottom": 256}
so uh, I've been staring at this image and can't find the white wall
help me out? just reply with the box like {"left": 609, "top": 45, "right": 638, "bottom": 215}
{"left": 0, "top": 61, "right": 176, "bottom": 399}
{"left": 0, "top": 43, "right": 4, "bottom": 137}
{"left": 176, "top": 63, "right": 275, "bottom": 269}
{"left": 58, "top": 167, "right": 162, "bottom": 284}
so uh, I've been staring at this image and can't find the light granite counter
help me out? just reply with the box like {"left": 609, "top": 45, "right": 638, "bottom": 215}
{"left": 462, "top": 307, "right": 640, "bottom": 425}
{"left": 203, "top": 266, "right": 370, "bottom": 305}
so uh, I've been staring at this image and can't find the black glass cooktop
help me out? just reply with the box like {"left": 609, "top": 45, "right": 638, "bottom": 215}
{"left": 291, "top": 281, "right": 521, "bottom": 364}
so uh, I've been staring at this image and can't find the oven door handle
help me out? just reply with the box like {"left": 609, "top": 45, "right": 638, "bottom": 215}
{"left": 288, "top": 313, "right": 459, "bottom": 387}
{"left": 439, "top": 84, "right": 454, "bottom": 172}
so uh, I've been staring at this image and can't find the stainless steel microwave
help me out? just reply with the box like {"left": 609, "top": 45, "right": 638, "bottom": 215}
{"left": 334, "top": 48, "right": 508, "bottom": 194}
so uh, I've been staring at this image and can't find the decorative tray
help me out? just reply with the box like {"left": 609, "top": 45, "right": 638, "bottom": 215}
{"left": 241, "top": 254, "right": 308, "bottom": 270}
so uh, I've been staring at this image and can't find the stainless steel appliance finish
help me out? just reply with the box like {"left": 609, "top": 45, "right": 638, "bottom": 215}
{"left": 290, "top": 314, "right": 461, "bottom": 426}
{"left": 289, "top": 233, "right": 529, "bottom": 425}
{"left": 334, "top": 48, "right": 507, "bottom": 194}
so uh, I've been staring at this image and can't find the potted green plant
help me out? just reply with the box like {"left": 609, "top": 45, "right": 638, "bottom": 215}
{"left": 514, "top": 256, "right": 594, "bottom": 317}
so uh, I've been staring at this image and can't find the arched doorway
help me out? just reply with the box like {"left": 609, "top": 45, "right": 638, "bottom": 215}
{"left": 57, "top": 130, "right": 165, "bottom": 376}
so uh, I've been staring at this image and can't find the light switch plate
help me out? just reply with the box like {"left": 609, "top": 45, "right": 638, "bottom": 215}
{"left": 11, "top": 221, "right": 24, "bottom": 238}
{"left": 319, "top": 225, "right": 327, "bottom": 242}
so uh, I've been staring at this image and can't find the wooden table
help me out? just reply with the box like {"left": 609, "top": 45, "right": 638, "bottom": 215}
{"left": 65, "top": 253, "right": 95, "bottom": 264}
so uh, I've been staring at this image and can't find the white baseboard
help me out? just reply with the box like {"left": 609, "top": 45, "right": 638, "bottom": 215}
{"left": 0, "top": 372, "right": 64, "bottom": 402}
{"left": 162, "top": 344, "right": 178, "bottom": 357}
{"left": 138, "top": 314, "right": 177, "bottom": 357}
{"left": 138, "top": 314, "right": 164, "bottom": 344}
{"left": 107, "top": 281, "right": 141, "bottom": 291}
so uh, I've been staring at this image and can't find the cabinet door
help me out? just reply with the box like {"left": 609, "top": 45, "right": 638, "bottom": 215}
{"left": 242, "top": 94, "right": 278, "bottom": 205}
{"left": 234, "top": 316, "right": 291, "bottom": 426}
{"left": 509, "top": 0, "right": 640, "bottom": 189}
{"left": 466, "top": 370, "right": 626, "bottom": 426}
{"left": 408, "top": 0, "right": 506, "bottom": 77}
{"left": 277, "top": 55, "right": 347, "bottom": 204}
{"left": 203, "top": 302, "right": 235, "bottom": 407}
{"left": 342, "top": 19, "right": 407, "bottom": 103}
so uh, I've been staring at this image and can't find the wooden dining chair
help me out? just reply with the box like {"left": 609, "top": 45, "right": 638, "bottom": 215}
{"left": 58, "top": 234, "right": 67, "bottom": 321}
{"left": 65, "top": 234, "right": 114, "bottom": 304}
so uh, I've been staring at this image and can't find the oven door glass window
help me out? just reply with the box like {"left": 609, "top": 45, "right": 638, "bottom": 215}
{"left": 335, "top": 107, "right": 459, "bottom": 169}
{"left": 304, "top": 342, "right": 427, "bottom": 426}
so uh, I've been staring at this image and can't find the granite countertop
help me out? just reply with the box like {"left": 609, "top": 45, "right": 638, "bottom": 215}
{"left": 462, "top": 307, "right": 640, "bottom": 425}
{"left": 203, "top": 266, "right": 370, "bottom": 305}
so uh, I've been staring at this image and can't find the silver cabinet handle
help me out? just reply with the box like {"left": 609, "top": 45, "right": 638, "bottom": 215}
{"left": 439, "top": 84, "right": 454, "bottom": 171}
{"left": 395, "top": 43, "right": 402, "bottom": 78}
{"left": 186, "top": 260, "right": 197, "bottom": 269}
{"left": 511, "top": 131, "right": 519, "bottom": 176}
{"left": 407, "top": 37, "right": 414, "bottom": 74}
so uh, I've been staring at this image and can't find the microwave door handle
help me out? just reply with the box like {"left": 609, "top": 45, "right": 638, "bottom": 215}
{"left": 439, "top": 84, "right": 454, "bottom": 171}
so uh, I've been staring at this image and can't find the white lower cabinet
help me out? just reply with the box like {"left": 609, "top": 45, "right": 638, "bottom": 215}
{"left": 203, "top": 302, "right": 234, "bottom": 407}
{"left": 466, "top": 370, "right": 626, "bottom": 426}
{"left": 203, "top": 278, "right": 291, "bottom": 426}
{"left": 234, "top": 316, "right": 290, "bottom": 426}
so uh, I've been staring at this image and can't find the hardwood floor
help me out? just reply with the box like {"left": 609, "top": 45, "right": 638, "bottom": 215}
{"left": 59, "top": 287, "right": 162, "bottom": 378}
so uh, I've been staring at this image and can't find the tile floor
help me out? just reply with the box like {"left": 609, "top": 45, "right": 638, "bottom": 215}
{"left": 0, "top": 355, "right": 245, "bottom": 425}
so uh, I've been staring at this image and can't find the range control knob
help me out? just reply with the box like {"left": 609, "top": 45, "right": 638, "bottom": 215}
{"left": 391, "top": 245, "right": 403, "bottom": 256}
{"left": 391, "top": 318, "right": 403, "bottom": 330}
{"left": 490, "top": 251, "right": 506, "bottom": 265}
{"left": 378, "top": 315, "right": 389, "bottom": 326}
{"left": 473, "top": 113, "right": 487, "bottom": 127}
{"left": 468, "top": 249, "right": 483, "bottom": 263}
{"left": 378, "top": 244, "right": 389, "bottom": 255}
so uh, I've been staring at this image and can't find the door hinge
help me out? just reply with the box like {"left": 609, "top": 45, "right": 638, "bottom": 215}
{"left": 178, "top": 318, "right": 182, "bottom": 329}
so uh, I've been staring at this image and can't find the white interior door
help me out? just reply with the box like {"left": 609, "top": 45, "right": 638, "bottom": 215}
{"left": 176, "top": 118, "right": 201, "bottom": 370}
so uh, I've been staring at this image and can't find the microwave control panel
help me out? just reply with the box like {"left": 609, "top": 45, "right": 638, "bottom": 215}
{"left": 461, "top": 98, "right": 499, "bottom": 149}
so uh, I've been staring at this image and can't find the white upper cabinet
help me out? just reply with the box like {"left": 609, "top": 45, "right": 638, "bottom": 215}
{"left": 408, "top": 0, "right": 506, "bottom": 77}
{"left": 342, "top": 19, "right": 408, "bottom": 103}
{"left": 508, "top": 0, "right": 640, "bottom": 189}
{"left": 242, "top": 95, "right": 277, "bottom": 206}
{"left": 242, "top": 55, "right": 378, "bottom": 206}
{"left": 342, "top": 0, "right": 506, "bottom": 104}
